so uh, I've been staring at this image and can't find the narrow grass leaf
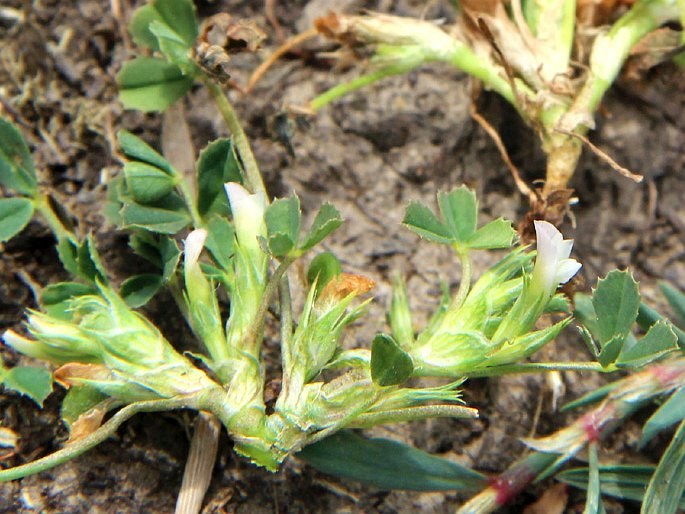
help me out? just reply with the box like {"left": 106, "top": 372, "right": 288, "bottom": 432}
{"left": 641, "top": 387, "right": 685, "bottom": 446}
{"left": 298, "top": 430, "right": 488, "bottom": 491}
{"left": 557, "top": 465, "right": 683, "bottom": 505}
{"left": 660, "top": 282, "right": 685, "bottom": 327}
{"left": 643, "top": 417, "right": 685, "bottom": 514}
{"left": 584, "top": 443, "right": 607, "bottom": 514}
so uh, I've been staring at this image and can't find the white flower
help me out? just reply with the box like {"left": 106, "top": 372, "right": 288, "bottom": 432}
{"left": 531, "top": 220, "right": 582, "bottom": 296}
{"left": 224, "top": 182, "right": 267, "bottom": 251}
{"left": 184, "top": 229, "right": 208, "bottom": 267}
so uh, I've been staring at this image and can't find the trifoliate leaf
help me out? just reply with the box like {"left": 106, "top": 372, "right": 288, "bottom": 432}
{"left": 196, "top": 138, "right": 242, "bottom": 218}
{"left": 129, "top": 0, "right": 198, "bottom": 51}
{"left": 1, "top": 366, "right": 52, "bottom": 407}
{"left": 0, "top": 119, "right": 37, "bottom": 195}
{"left": 438, "top": 186, "right": 477, "bottom": 242}
{"left": 118, "top": 130, "right": 174, "bottom": 174}
{"left": 300, "top": 203, "right": 343, "bottom": 251}
{"left": 403, "top": 201, "right": 453, "bottom": 243}
{"left": 371, "top": 333, "right": 414, "bottom": 386}
{"left": 120, "top": 274, "right": 164, "bottom": 308}
{"left": 266, "top": 195, "right": 301, "bottom": 257}
{"left": 124, "top": 161, "right": 177, "bottom": 204}
{"left": 0, "top": 197, "right": 34, "bottom": 242}
{"left": 117, "top": 57, "right": 194, "bottom": 112}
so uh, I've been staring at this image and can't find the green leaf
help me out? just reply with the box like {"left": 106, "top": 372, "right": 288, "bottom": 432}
{"left": 120, "top": 274, "right": 164, "bottom": 308}
{"left": 196, "top": 138, "right": 242, "bottom": 217}
{"left": 159, "top": 236, "right": 181, "bottom": 282}
{"left": 661, "top": 282, "right": 685, "bottom": 327}
{"left": 77, "top": 235, "right": 108, "bottom": 284}
{"left": 561, "top": 382, "right": 618, "bottom": 412}
{"left": 574, "top": 292, "right": 600, "bottom": 340}
{"left": 403, "top": 201, "right": 453, "bottom": 244}
{"left": 597, "top": 334, "right": 626, "bottom": 367}
{"left": 121, "top": 197, "right": 191, "bottom": 234}
{"left": 124, "top": 162, "right": 177, "bottom": 204}
{"left": 129, "top": 0, "right": 198, "bottom": 51}
{"left": 117, "top": 57, "right": 194, "bottom": 112}
{"left": 0, "top": 197, "right": 34, "bottom": 242}
{"left": 61, "top": 384, "right": 109, "bottom": 430}
{"left": 389, "top": 274, "right": 415, "bottom": 349}
{"left": 42, "top": 281, "right": 98, "bottom": 319}
{"left": 616, "top": 321, "right": 678, "bottom": 368}
{"left": 118, "top": 130, "right": 174, "bottom": 174}
{"left": 585, "top": 443, "right": 607, "bottom": 514}
{"left": 558, "top": 465, "right": 685, "bottom": 506}
{"left": 466, "top": 218, "right": 516, "bottom": 249}
{"left": 300, "top": 203, "right": 343, "bottom": 251}
{"left": 438, "top": 187, "right": 477, "bottom": 241}
{"left": 204, "top": 215, "right": 234, "bottom": 271}
{"left": 298, "top": 431, "right": 488, "bottom": 492}
{"left": 641, "top": 387, "right": 685, "bottom": 447}
{"left": 2, "top": 366, "right": 52, "bottom": 407}
{"left": 637, "top": 301, "right": 685, "bottom": 349}
{"left": 643, "top": 417, "right": 685, "bottom": 514}
{"left": 0, "top": 119, "right": 37, "bottom": 195}
{"left": 594, "top": 271, "right": 640, "bottom": 344}
{"left": 149, "top": 20, "right": 197, "bottom": 75}
{"left": 128, "top": 233, "right": 180, "bottom": 282}
{"left": 266, "top": 196, "right": 301, "bottom": 257}
{"left": 371, "top": 334, "right": 414, "bottom": 386}
{"left": 56, "top": 237, "right": 80, "bottom": 276}
{"left": 307, "top": 252, "right": 342, "bottom": 295}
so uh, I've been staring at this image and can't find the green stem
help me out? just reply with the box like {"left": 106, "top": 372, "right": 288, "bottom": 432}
{"left": 465, "top": 361, "right": 615, "bottom": 378}
{"left": 33, "top": 194, "right": 74, "bottom": 243}
{"left": 564, "top": 0, "right": 680, "bottom": 130}
{"left": 449, "top": 247, "right": 472, "bottom": 312}
{"left": 175, "top": 174, "right": 202, "bottom": 228}
{"left": 349, "top": 404, "right": 479, "bottom": 429}
{"left": 246, "top": 256, "right": 295, "bottom": 347}
{"left": 279, "top": 273, "right": 294, "bottom": 371}
{"left": 310, "top": 63, "right": 419, "bottom": 112}
{"left": 202, "top": 77, "right": 266, "bottom": 196}
{"left": 0, "top": 396, "right": 199, "bottom": 482}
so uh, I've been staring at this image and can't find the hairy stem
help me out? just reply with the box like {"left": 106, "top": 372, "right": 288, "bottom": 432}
{"left": 203, "top": 78, "right": 266, "bottom": 196}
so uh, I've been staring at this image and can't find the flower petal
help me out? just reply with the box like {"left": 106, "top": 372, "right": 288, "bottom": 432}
{"left": 184, "top": 229, "right": 208, "bottom": 266}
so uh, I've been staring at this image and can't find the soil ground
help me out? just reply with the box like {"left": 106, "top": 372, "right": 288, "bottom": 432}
{"left": 1, "top": 1, "right": 684, "bottom": 513}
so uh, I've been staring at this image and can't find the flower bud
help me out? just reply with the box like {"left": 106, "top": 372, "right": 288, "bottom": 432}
{"left": 183, "top": 229, "right": 228, "bottom": 365}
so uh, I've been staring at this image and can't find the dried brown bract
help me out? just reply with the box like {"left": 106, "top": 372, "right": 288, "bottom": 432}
{"left": 319, "top": 273, "right": 376, "bottom": 304}
{"left": 194, "top": 13, "right": 267, "bottom": 83}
